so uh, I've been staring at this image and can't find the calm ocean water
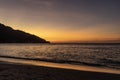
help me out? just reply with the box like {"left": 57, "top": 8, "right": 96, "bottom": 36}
{"left": 0, "top": 44, "right": 120, "bottom": 69}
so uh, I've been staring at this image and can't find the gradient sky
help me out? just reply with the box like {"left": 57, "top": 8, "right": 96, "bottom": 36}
{"left": 0, "top": 0, "right": 120, "bottom": 43}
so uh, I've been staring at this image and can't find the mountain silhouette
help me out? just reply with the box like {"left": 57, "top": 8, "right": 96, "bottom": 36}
{"left": 0, "top": 23, "right": 50, "bottom": 43}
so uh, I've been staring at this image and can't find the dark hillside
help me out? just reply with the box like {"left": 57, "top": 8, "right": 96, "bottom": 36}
{"left": 0, "top": 23, "right": 49, "bottom": 43}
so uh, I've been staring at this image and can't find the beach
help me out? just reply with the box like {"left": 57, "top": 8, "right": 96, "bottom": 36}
{"left": 0, "top": 44, "right": 120, "bottom": 80}
{"left": 0, "top": 61, "right": 120, "bottom": 80}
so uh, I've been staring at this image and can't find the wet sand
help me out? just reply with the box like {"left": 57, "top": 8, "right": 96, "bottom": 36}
{"left": 0, "top": 61, "right": 120, "bottom": 80}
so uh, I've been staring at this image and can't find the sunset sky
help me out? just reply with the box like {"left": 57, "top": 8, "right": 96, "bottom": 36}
{"left": 0, "top": 0, "right": 120, "bottom": 43}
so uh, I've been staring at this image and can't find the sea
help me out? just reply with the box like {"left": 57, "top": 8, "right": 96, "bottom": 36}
{"left": 0, "top": 43, "right": 120, "bottom": 69}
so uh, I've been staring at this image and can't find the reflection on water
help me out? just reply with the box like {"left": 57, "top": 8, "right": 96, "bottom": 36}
{"left": 0, "top": 44, "right": 120, "bottom": 69}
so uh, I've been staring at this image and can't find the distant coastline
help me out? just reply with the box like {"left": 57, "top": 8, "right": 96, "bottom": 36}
{"left": 51, "top": 43, "right": 120, "bottom": 45}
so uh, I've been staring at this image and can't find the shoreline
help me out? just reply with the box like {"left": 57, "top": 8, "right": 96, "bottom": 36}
{"left": 0, "top": 57, "right": 120, "bottom": 75}
{"left": 0, "top": 61, "right": 120, "bottom": 80}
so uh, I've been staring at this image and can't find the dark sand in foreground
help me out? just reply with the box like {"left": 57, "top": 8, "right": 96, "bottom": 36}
{"left": 0, "top": 62, "right": 120, "bottom": 80}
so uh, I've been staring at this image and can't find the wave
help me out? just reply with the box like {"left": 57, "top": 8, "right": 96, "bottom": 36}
{"left": 0, "top": 55, "right": 120, "bottom": 69}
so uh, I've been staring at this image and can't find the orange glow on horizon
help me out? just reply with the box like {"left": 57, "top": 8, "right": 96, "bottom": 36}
{"left": 1, "top": 22, "right": 120, "bottom": 43}
{"left": 0, "top": 0, "right": 120, "bottom": 43}
{"left": 34, "top": 30, "right": 120, "bottom": 43}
